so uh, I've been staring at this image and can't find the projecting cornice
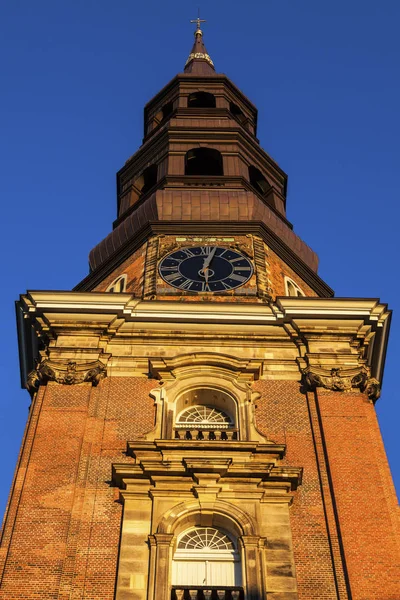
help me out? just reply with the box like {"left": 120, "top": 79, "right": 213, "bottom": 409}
{"left": 16, "top": 292, "right": 391, "bottom": 392}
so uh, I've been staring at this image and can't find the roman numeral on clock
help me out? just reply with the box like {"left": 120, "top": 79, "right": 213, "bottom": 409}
{"left": 199, "top": 246, "right": 214, "bottom": 256}
{"left": 180, "top": 248, "right": 196, "bottom": 258}
{"left": 179, "top": 279, "right": 193, "bottom": 290}
{"left": 229, "top": 273, "right": 247, "bottom": 283}
{"left": 164, "top": 272, "right": 181, "bottom": 283}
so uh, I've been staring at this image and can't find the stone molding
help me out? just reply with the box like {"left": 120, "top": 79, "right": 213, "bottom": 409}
{"left": 113, "top": 439, "right": 302, "bottom": 495}
{"left": 26, "top": 359, "right": 107, "bottom": 394}
{"left": 149, "top": 353, "right": 263, "bottom": 382}
{"left": 303, "top": 366, "right": 381, "bottom": 401}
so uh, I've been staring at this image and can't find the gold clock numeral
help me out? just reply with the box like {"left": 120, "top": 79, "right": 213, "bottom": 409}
{"left": 199, "top": 246, "right": 214, "bottom": 256}
{"left": 180, "top": 248, "right": 196, "bottom": 258}
{"left": 201, "top": 282, "right": 211, "bottom": 292}
{"left": 229, "top": 273, "right": 246, "bottom": 283}
{"left": 164, "top": 272, "right": 182, "bottom": 283}
{"left": 179, "top": 279, "right": 193, "bottom": 290}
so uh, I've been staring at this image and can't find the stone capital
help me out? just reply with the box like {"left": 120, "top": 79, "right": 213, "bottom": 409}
{"left": 303, "top": 365, "right": 380, "bottom": 401}
{"left": 26, "top": 358, "right": 107, "bottom": 394}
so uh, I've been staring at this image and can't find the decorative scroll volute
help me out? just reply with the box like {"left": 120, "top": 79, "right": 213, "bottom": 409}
{"left": 26, "top": 359, "right": 107, "bottom": 395}
{"left": 303, "top": 366, "right": 380, "bottom": 402}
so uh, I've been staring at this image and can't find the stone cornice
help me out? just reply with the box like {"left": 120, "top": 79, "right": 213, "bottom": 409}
{"left": 17, "top": 293, "right": 391, "bottom": 390}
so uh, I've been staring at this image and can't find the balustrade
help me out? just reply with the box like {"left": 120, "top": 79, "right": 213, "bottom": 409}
{"left": 172, "top": 586, "right": 243, "bottom": 600}
{"left": 174, "top": 429, "right": 239, "bottom": 441}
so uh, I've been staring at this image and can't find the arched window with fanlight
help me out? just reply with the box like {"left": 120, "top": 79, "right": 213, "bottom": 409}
{"left": 106, "top": 274, "right": 127, "bottom": 293}
{"left": 173, "top": 388, "right": 238, "bottom": 441}
{"left": 284, "top": 276, "right": 305, "bottom": 297}
{"left": 172, "top": 527, "right": 242, "bottom": 589}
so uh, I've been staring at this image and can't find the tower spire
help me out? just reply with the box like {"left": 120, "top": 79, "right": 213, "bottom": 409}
{"left": 184, "top": 14, "right": 215, "bottom": 75}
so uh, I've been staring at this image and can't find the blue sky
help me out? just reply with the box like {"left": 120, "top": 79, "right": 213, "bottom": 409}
{"left": 0, "top": 0, "right": 399, "bottom": 518}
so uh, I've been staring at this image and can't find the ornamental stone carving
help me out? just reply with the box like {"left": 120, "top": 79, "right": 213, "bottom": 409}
{"left": 303, "top": 366, "right": 380, "bottom": 401}
{"left": 26, "top": 359, "right": 107, "bottom": 394}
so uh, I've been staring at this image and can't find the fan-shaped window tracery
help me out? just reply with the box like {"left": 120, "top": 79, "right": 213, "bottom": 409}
{"left": 178, "top": 528, "right": 235, "bottom": 551}
{"left": 176, "top": 405, "right": 232, "bottom": 429}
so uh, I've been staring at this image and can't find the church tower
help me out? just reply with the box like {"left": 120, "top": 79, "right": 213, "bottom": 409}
{"left": 2, "top": 23, "right": 399, "bottom": 600}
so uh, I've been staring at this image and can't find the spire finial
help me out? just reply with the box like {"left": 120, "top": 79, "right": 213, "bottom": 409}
{"left": 185, "top": 11, "right": 215, "bottom": 74}
{"left": 190, "top": 10, "right": 206, "bottom": 36}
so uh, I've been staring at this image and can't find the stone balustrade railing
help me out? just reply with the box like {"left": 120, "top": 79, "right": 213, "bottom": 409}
{"left": 173, "top": 429, "right": 239, "bottom": 441}
{"left": 171, "top": 586, "right": 244, "bottom": 600}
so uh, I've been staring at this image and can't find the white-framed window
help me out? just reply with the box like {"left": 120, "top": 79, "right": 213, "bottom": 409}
{"left": 172, "top": 527, "right": 242, "bottom": 587}
{"left": 106, "top": 274, "right": 127, "bottom": 293}
{"left": 284, "top": 276, "right": 305, "bottom": 297}
{"left": 176, "top": 405, "right": 233, "bottom": 429}
{"left": 173, "top": 388, "right": 239, "bottom": 441}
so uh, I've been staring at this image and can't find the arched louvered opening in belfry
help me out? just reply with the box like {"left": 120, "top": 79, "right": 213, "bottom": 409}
{"left": 127, "top": 163, "right": 159, "bottom": 208}
{"left": 248, "top": 165, "right": 270, "bottom": 196}
{"left": 140, "top": 164, "right": 158, "bottom": 194}
{"left": 230, "top": 102, "right": 246, "bottom": 125}
{"left": 188, "top": 91, "right": 216, "bottom": 108}
{"left": 153, "top": 101, "right": 174, "bottom": 126}
{"left": 185, "top": 148, "right": 223, "bottom": 176}
{"left": 172, "top": 527, "right": 242, "bottom": 588}
{"left": 106, "top": 274, "right": 127, "bottom": 293}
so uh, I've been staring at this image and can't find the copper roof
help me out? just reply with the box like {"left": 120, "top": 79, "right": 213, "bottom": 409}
{"left": 184, "top": 28, "right": 215, "bottom": 75}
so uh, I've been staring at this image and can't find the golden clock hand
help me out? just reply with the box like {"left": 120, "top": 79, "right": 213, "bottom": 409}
{"left": 202, "top": 246, "right": 217, "bottom": 270}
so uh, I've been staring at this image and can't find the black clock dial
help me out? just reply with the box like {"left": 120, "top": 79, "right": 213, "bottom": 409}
{"left": 158, "top": 245, "right": 253, "bottom": 292}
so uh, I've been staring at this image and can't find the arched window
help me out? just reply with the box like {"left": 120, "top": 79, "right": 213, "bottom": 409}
{"left": 285, "top": 276, "right": 305, "bottom": 297}
{"left": 188, "top": 92, "right": 216, "bottom": 108}
{"left": 127, "top": 164, "right": 158, "bottom": 209}
{"left": 248, "top": 165, "right": 270, "bottom": 196}
{"left": 140, "top": 164, "right": 158, "bottom": 194}
{"left": 106, "top": 274, "right": 127, "bottom": 293}
{"left": 161, "top": 101, "right": 173, "bottom": 120}
{"left": 185, "top": 148, "right": 223, "bottom": 176}
{"left": 174, "top": 388, "right": 238, "bottom": 441}
{"left": 172, "top": 527, "right": 242, "bottom": 589}
{"left": 230, "top": 102, "right": 246, "bottom": 125}
{"left": 150, "top": 101, "right": 174, "bottom": 132}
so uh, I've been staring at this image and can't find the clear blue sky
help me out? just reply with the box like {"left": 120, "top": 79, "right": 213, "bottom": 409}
{"left": 1, "top": 0, "right": 399, "bottom": 518}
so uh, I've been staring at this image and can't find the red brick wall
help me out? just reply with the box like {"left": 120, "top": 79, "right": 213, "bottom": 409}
{"left": 264, "top": 244, "right": 317, "bottom": 298}
{"left": 317, "top": 389, "right": 400, "bottom": 600}
{"left": 2, "top": 378, "right": 398, "bottom": 599}
{"left": 254, "top": 380, "right": 342, "bottom": 599}
{"left": 254, "top": 380, "right": 400, "bottom": 600}
{"left": 93, "top": 245, "right": 147, "bottom": 294}
{"left": 0, "top": 377, "right": 156, "bottom": 600}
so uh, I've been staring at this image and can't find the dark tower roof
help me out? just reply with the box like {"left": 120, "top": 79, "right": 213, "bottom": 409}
{"left": 184, "top": 19, "right": 215, "bottom": 75}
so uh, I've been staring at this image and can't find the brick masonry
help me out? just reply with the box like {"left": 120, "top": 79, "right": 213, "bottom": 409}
{"left": 0, "top": 378, "right": 156, "bottom": 600}
{"left": 2, "top": 377, "right": 398, "bottom": 599}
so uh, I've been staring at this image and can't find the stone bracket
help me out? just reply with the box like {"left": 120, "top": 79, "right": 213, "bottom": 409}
{"left": 26, "top": 358, "right": 107, "bottom": 395}
{"left": 302, "top": 365, "right": 380, "bottom": 401}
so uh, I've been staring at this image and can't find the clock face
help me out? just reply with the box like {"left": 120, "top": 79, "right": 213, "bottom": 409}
{"left": 158, "top": 245, "right": 253, "bottom": 293}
